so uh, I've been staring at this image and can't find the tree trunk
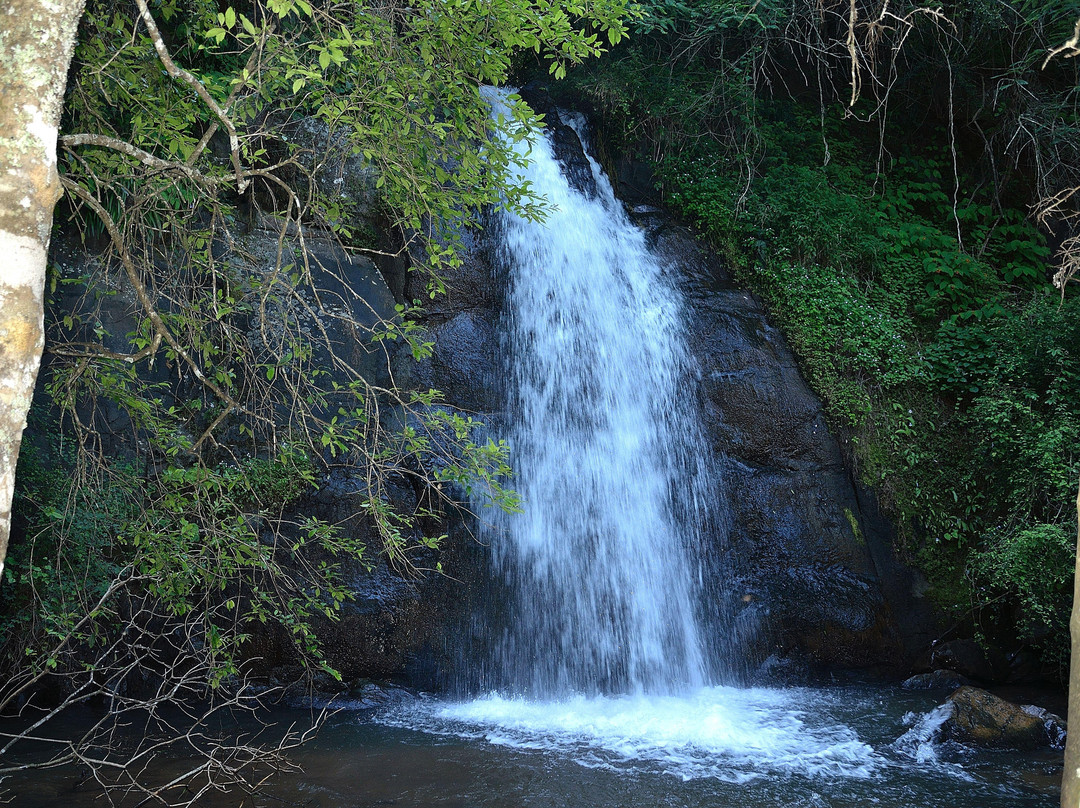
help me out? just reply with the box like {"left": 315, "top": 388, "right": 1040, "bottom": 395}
{"left": 1064, "top": 478, "right": 1080, "bottom": 808}
{"left": 0, "top": 0, "right": 86, "bottom": 581}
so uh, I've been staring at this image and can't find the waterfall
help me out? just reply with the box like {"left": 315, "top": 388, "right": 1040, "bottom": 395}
{"left": 373, "top": 93, "right": 948, "bottom": 802}
{"left": 474, "top": 89, "right": 733, "bottom": 697}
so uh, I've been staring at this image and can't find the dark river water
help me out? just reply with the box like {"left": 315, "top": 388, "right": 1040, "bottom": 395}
{"left": 11, "top": 681, "right": 1060, "bottom": 808}
{"left": 287, "top": 684, "right": 1061, "bottom": 808}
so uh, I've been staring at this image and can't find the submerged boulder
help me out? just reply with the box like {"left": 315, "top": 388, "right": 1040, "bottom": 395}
{"left": 1021, "top": 703, "right": 1069, "bottom": 749}
{"left": 937, "top": 686, "right": 1066, "bottom": 749}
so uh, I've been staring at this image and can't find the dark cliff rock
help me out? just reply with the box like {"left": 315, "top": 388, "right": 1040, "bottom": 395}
{"left": 36, "top": 220, "right": 474, "bottom": 694}
{"left": 395, "top": 113, "right": 943, "bottom": 677}
{"left": 518, "top": 84, "right": 598, "bottom": 198}
{"left": 625, "top": 207, "right": 939, "bottom": 670}
{"left": 33, "top": 106, "right": 949, "bottom": 694}
{"left": 239, "top": 467, "right": 482, "bottom": 691}
{"left": 399, "top": 309, "right": 502, "bottom": 414}
{"left": 902, "top": 669, "right": 974, "bottom": 690}
{"left": 928, "top": 638, "right": 1011, "bottom": 684}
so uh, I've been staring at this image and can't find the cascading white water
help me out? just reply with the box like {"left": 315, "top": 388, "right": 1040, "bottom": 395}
{"left": 477, "top": 90, "right": 726, "bottom": 697}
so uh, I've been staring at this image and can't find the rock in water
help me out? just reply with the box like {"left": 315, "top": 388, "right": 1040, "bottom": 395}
{"left": 939, "top": 686, "right": 1066, "bottom": 749}
{"left": 1021, "top": 703, "right": 1068, "bottom": 749}
{"left": 901, "top": 669, "right": 973, "bottom": 691}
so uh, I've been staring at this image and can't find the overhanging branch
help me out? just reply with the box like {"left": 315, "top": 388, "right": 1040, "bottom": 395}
{"left": 133, "top": 0, "right": 249, "bottom": 192}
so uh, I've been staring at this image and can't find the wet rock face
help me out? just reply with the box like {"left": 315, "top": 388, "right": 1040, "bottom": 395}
{"left": 261, "top": 114, "right": 380, "bottom": 219}
{"left": 545, "top": 111, "right": 599, "bottom": 198}
{"left": 518, "top": 84, "right": 598, "bottom": 197}
{"left": 240, "top": 489, "right": 481, "bottom": 692}
{"left": 623, "top": 209, "right": 936, "bottom": 670}
{"left": 230, "top": 107, "right": 942, "bottom": 687}
{"left": 929, "top": 638, "right": 1009, "bottom": 683}
{"left": 40, "top": 109, "right": 940, "bottom": 690}
{"left": 689, "top": 286, "right": 892, "bottom": 667}
{"left": 938, "top": 686, "right": 1066, "bottom": 750}
{"left": 403, "top": 309, "right": 501, "bottom": 413}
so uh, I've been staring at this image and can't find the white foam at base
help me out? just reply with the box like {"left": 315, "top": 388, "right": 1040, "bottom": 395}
{"left": 895, "top": 702, "right": 954, "bottom": 764}
{"left": 892, "top": 702, "right": 977, "bottom": 781}
{"left": 381, "top": 686, "right": 880, "bottom": 783}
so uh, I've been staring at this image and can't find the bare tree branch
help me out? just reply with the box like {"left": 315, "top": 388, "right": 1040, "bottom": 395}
{"left": 1042, "top": 17, "right": 1080, "bottom": 68}
{"left": 60, "top": 176, "right": 263, "bottom": 436}
{"left": 133, "top": 0, "right": 248, "bottom": 192}
{"left": 60, "top": 134, "right": 211, "bottom": 184}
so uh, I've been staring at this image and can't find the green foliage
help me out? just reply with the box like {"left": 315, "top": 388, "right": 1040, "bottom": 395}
{"left": 877, "top": 153, "right": 1049, "bottom": 321}
{"left": 742, "top": 261, "right": 923, "bottom": 424}
{"left": 65, "top": 0, "right": 630, "bottom": 277}
{"left": 635, "top": 0, "right": 786, "bottom": 36}
{"left": 119, "top": 451, "right": 355, "bottom": 676}
{"left": 971, "top": 522, "right": 1075, "bottom": 652}
{"left": 923, "top": 320, "right": 997, "bottom": 393}
{"left": 5, "top": 430, "right": 335, "bottom": 677}
{"left": 750, "top": 165, "right": 884, "bottom": 271}
{"left": 228, "top": 452, "right": 314, "bottom": 511}
{"left": 3, "top": 440, "right": 133, "bottom": 653}
{"left": 963, "top": 296, "right": 1080, "bottom": 519}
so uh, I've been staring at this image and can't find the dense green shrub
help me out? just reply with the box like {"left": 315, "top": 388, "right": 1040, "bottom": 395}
{"left": 971, "top": 523, "right": 1075, "bottom": 648}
